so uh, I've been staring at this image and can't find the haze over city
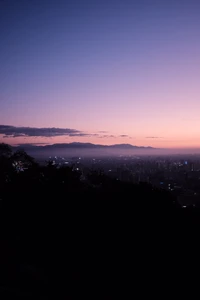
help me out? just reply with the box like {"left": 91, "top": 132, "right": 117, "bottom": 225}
{"left": 1, "top": 0, "right": 200, "bottom": 150}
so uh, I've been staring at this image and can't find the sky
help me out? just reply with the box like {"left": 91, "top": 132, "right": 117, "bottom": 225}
{"left": 0, "top": 0, "right": 200, "bottom": 148}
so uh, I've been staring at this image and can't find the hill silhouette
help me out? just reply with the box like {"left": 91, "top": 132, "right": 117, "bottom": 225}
{"left": 13, "top": 142, "right": 154, "bottom": 150}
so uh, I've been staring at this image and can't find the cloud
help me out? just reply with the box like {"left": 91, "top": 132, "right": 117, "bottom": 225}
{"left": 98, "top": 134, "right": 130, "bottom": 139}
{"left": 0, "top": 125, "right": 131, "bottom": 140}
{"left": 146, "top": 136, "right": 163, "bottom": 139}
{"left": 98, "top": 134, "right": 116, "bottom": 138}
{"left": 119, "top": 134, "right": 129, "bottom": 137}
{"left": 0, "top": 125, "right": 89, "bottom": 138}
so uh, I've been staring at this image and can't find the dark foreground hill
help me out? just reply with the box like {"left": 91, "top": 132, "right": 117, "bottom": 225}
{"left": 0, "top": 160, "right": 200, "bottom": 298}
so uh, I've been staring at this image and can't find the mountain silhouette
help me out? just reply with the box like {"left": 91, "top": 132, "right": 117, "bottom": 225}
{"left": 14, "top": 142, "right": 154, "bottom": 150}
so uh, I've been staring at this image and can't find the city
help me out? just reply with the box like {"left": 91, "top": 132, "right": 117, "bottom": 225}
{"left": 36, "top": 152, "right": 200, "bottom": 208}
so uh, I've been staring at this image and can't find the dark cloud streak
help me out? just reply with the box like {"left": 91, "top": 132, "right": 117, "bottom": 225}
{"left": 0, "top": 125, "right": 88, "bottom": 138}
{"left": 0, "top": 125, "right": 131, "bottom": 140}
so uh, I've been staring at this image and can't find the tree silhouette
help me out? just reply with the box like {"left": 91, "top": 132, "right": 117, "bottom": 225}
{"left": 0, "top": 143, "right": 12, "bottom": 158}
{"left": 0, "top": 143, "right": 13, "bottom": 183}
{"left": 11, "top": 149, "right": 37, "bottom": 168}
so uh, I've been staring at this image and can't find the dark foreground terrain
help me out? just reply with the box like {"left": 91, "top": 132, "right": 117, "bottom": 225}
{"left": 0, "top": 146, "right": 200, "bottom": 298}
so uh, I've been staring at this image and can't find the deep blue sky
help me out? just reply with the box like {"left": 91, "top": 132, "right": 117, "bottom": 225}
{"left": 0, "top": 0, "right": 200, "bottom": 147}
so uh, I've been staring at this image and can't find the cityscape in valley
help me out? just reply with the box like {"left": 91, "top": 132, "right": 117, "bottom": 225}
{"left": 7, "top": 142, "right": 200, "bottom": 208}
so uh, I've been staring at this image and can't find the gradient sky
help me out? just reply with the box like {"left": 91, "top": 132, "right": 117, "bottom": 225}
{"left": 0, "top": 0, "right": 200, "bottom": 148}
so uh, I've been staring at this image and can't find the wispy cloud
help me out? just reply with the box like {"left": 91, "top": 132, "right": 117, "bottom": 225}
{"left": 119, "top": 134, "right": 129, "bottom": 137}
{"left": 98, "top": 134, "right": 115, "bottom": 138}
{"left": 97, "top": 134, "right": 131, "bottom": 139}
{"left": 146, "top": 136, "right": 163, "bottom": 139}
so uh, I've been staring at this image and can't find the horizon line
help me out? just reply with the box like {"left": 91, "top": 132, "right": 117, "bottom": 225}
{"left": 7, "top": 142, "right": 200, "bottom": 150}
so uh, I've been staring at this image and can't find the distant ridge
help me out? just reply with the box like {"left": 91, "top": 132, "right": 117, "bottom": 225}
{"left": 13, "top": 142, "right": 154, "bottom": 150}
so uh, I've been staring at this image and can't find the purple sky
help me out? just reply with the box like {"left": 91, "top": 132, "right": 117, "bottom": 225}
{"left": 0, "top": 0, "right": 200, "bottom": 148}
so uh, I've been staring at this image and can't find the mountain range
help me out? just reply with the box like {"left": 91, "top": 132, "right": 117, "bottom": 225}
{"left": 13, "top": 142, "right": 154, "bottom": 150}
